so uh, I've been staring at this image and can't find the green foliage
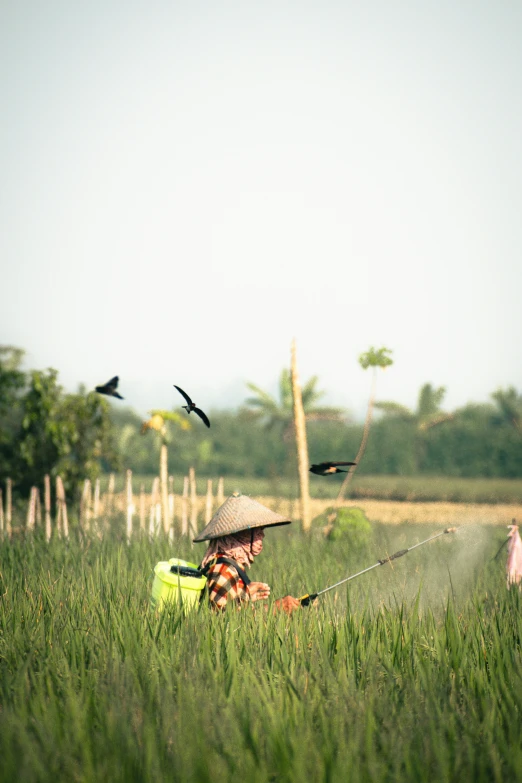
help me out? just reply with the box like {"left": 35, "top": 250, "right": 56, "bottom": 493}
{"left": 2, "top": 344, "right": 522, "bottom": 487}
{"left": 0, "top": 346, "right": 26, "bottom": 477}
{"left": 1, "top": 357, "right": 119, "bottom": 501}
{"left": 108, "top": 392, "right": 522, "bottom": 482}
{"left": 0, "top": 345, "right": 25, "bottom": 412}
{"left": 491, "top": 386, "right": 522, "bottom": 430}
{"left": 313, "top": 505, "right": 372, "bottom": 544}
{"left": 358, "top": 346, "right": 393, "bottom": 370}
{"left": 0, "top": 525, "right": 521, "bottom": 782}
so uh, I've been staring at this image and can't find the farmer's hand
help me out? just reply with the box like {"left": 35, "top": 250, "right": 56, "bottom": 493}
{"left": 274, "top": 595, "right": 301, "bottom": 615}
{"left": 248, "top": 581, "right": 271, "bottom": 602}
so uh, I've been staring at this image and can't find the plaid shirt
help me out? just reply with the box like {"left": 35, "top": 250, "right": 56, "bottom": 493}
{"left": 205, "top": 560, "right": 249, "bottom": 610}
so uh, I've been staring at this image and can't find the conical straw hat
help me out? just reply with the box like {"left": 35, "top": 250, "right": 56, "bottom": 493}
{"left": 193, "top": 492, "right": 291, "bottom": 542}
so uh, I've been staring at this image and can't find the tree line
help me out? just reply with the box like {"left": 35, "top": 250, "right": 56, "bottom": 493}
{"left": 1, "top": 345, "right": 521, "bottom": 504}
{"left": 111, "top": 373, "right": 522, "bottom": 480}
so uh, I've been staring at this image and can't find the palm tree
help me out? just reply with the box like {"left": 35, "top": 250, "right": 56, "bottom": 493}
{"left": 374, "top": 383, "right": 453, "bottom": 431}
{"left": 141, "top": 410, "right": 191, "bottom": 532}
{"left": 245, "top": 368, "right": 346, "bottom": 442}
{"left": 337, "top": 346, "right": 393, "bottom": 502}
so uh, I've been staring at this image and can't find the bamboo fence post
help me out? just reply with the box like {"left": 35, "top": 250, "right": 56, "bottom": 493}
{"left": 80, "top": 479, "right": 86, "bottom": 531}
{"left": 35, "top": 487, "right": 42, "bottom": 527}
{"left": 126, "top": 469, "right": 134, "bottom": 543}
{"left": 55, "top": 477, "right": 62, "bottom": 536}
{"left": 155, "top": 493, "right": 161, "bottom": 537}
{"left": 291, "top": 338, "right": 311, "bottom": 532}
{"left": 189, "top": 467, "right": 197, "bottom": 539}
{"left": 160, "top": 444, "right": 170, "bottom": 535}
{"left": 6, "top": 478, "right": 12, "bottom": 539}
{"left": 139, "top": 483, "right": 146, "bottom": 533}
{"left": 168, "top": 476, "right": 175, "bottom": 527}
{"left": 106, "top": 473, "right": 115, "bottom": 517}
{"left": 205, "top": 479, "right": 213, "bottom": 524}
{"left": 181, "top": 476, "right": 189, "bottom": 536}
{"left": 168, "top": 475, "right": 175, "bottom": 545}
{"left": 93, "top": 477, "right": 100, "bottom": 525}
{"left": 26, "top": 487, "right": 36, "bottom": 532}
{"left": 44, "top": 475, "right": 51, "bottom": 542}
{"left": 217, "top": 477, "right": 224, "bottom": 507}
{"left": 149, "top": 477, "right": 160, "bottom": 537}
{"left": 56, "top": 476, "right": 69, "bottom": 539}
{"left": 80, "top": 479, "right": 92, "bottom": 533}
{"left": 55, "top": 476, "right": 63, "bottom": 536}
{"left": 0, "top": 488, "right": 3, "bottom": 536}
{"left": 86, "top": 480, "right": 92, "bottom": 531}
{"left": 148, "top": 496, "right": 154, "bottom": 537}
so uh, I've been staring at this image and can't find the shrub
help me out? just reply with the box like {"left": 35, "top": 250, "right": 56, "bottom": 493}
{"left": 313, "top": 505, "right": 372, "bottom": 544}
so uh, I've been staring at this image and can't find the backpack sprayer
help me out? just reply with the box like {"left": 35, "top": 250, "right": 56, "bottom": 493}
{"left": 298, "top": 527, "right": 458, "bottom": 606}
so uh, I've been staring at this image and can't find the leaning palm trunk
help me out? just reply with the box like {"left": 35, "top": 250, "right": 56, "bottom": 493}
{"left": 291, "top": 339, "right": 311, "bottom": 531}
{"left": 337, "top": 368, "right": 377, "bottom": 503}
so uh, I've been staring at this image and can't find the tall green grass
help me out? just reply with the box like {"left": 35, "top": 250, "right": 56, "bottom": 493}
{"left": 101, "top": 473, "right": 522, "bottom": 504}
{"left": 1, "top": 523, "right": 521, "bottom": 782}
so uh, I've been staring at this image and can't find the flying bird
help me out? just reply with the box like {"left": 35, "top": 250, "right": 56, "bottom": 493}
{"left": 173, "top": 385, "right": 210, "bottom": 428}
{"left": 95, "top": 376, "right": 124, "bottom": 399}
{"left": 309, "top": 461, "right": 356, "bottom": 476}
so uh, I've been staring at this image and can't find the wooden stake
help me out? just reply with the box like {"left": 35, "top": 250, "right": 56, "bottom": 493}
{"left": 205, "top": 479, "right": 213, "bottom": 525}
{"left": 148, "top": 497, "right": 155, "bottom": 537}
{"left": 126, "top": 469, "right": 134, "bottom": 542}
{"left": 34, "top": 486, "right": 42, "bottom": 527}
{"left": 80, "top": 479, "right": 92, "bottom": 533}
{"left": 6, "top": 478, "right": 12, "bottom": 538}
{"left": 291, "top": 338, "right": 311, "bottom": 532}
{"left": 189, "top": 467, "right": 197, "bottom": 539}
{"left": 168, "top": 475, "right": 175, "bottom": 544}
{"left": 26, "top": 487, "right": 36, "bottom": 531}
{"left": 106, "top": 472, "right": 115, "bottom": 516}
{"left": 44, "top": 475, "right": 51, "bottom": 542}
{"left": 149, "top": 477, "right": 160, "bottom": 537}
{"left": 160, "top": 444, "right": 170, "bottom": 535}
{"left": 168, "top": 476, "right": 175, "bottom": 526}
{"left": 181, "top": 476, "right": 189, "bottom": 536}
{"left": 56, "top": 476, "right": 69, "bottom": 539}
{"left": 217, "top": 476, "right": 225, "bottom": 507}
{"left": 93, "top": 477, "right": 100, "bottom": 524}
{"left": 139, "top": 483, "right": 146, "bottom": 532}
{"left": 155, "top": 496, "right": 161, "bottom": 537}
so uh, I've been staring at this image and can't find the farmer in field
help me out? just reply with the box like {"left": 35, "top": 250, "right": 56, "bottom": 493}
{"left": 194, "top": 492, "right": 301, "bottom": 614}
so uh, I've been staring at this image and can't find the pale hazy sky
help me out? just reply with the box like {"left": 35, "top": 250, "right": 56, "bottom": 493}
{"left": 2, "top": 0, "right": 521, "bottom": 419}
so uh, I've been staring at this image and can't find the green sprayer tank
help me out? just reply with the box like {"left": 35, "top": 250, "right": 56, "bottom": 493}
{"left": 151, "top": 558, "right": 207, "bottom": 611}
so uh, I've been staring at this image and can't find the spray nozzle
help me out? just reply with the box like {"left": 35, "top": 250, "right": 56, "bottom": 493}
{"left": 444, "top": 527, "right": 458, "bottom": 534}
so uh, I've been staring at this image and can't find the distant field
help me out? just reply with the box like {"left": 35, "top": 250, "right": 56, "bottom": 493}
{"left": 101, "top": 472, "right": 522, "bottom": 504}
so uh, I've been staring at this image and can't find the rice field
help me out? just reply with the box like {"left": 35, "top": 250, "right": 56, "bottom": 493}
{"left": 1, "top": 518, "right": 521, "bottom": 782}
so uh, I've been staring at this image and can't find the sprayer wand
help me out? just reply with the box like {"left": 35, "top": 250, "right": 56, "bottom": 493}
{"left": 298, "top": 527, "right": 458, "bottom": 606}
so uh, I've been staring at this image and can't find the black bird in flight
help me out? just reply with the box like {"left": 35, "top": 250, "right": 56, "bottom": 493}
{"left": 173, "top": 385, "right": 210, "bottom": 428}
{"left": 310, "top": 461, "right": 356, "bottom": 476}
{"left": 95, "top": 376, "right": 124, "bottom": 400}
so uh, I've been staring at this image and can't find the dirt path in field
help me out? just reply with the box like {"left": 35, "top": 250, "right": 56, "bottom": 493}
{"left": 255, "top": 497, "right": 522, "bottom": 526}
